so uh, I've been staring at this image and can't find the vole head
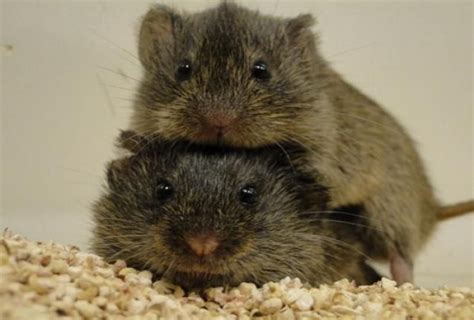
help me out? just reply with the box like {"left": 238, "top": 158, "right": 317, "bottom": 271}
{"left": 93, "top": 132, "right": 353, "bottom": 289}
{"left": 131, "top": 2, "right": 330, "bottom": 147}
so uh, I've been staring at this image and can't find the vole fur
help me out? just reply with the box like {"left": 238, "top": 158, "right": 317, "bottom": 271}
{"left": 92, "top": 131, "right": 381, "bottom": 289}
{"left": 129, "top": 2, "right": 473, "bottom": 283}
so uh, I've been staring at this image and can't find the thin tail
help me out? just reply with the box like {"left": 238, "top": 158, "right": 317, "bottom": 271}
{"left": 438, "top": 200, "right": 474, "bottom": 221}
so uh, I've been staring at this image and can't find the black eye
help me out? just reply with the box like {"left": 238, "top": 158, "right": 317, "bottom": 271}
{"left": 252, "top": 60, "right": 271, "bottom": 81}
{"left": 176, "top": 59, "right": 192, "bottom": 81}
{"left": 239, "top": 185, "right": 258, "bottom": 207}
{"left": 156, "top": 180, "right": 174, "bottom": 201}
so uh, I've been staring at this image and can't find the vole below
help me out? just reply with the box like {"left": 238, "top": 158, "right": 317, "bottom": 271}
{"left": 92, "top": 131, "right": 381, "bottom": 289}
{"left": 129, "top": 2, "right": 473, "bottom": 283}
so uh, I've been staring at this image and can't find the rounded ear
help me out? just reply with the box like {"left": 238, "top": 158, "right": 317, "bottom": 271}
{"left": 105, "top": 157, "right": 130, "bottom": 193}
{"left": 138, "top": 5, "right": 182, "bottom": 68}
{"left": 286, "top": 14, "right": 315, "bottom": 36}
{"left": 117, "top": 130, "right": 147, "bottom": 154}
{"left": 285, "top": 14, "right": 317, "bottom": 47}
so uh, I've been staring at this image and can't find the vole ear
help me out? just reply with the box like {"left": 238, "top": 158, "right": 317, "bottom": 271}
{"left": 286, "top": 14, "right": 315, "bottom": 36}
{"left": 116, "top": 130, "right": 147, "bottom": 154}
{"left": 138, "top": 5, "right": 182, "bottom": 68}
{"left": 107, "top": 131, "right": 143, "bottom": 192}
{"left": 285, "top": 14, "right": 316, "bottom": 45}
{"left": 106, "top": 157, "right": 129, "bottom": 192}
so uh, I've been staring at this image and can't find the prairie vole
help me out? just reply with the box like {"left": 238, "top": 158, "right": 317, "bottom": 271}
{"left": 92, "top": 131, "right": 381, "bottom": 289}
{"left": 129, "top": 2, "right": 473, "bottom": 283}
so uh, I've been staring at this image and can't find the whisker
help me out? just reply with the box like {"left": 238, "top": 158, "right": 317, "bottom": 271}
{"left": 274, "top": 141, "right": 297, "bottom": 175}
{"left": 332, "top": 111, "right": 402, "bottom": 135}
{"left": 57, "top": 166, "right": 103, "bottom": 179}
{"left": 162, "top": 259, "right": 177, "bottom": 280}
{"left": 112, "top": 96, "right": 135, "bottom": 102}
{"left": 316, "top": 234, "right": 374, "bottom": 261}
{"left": 95, "top": 234, "right": 148, "bottom": 241}
{"left": 116, "top": 131, "right": 147, "bottom": 150}
{"left": 65, "top": 181, "right": 102, "bottom": 188}
{"left": 91, "top": 30, "right": 141, "bottom": 67}
{"left": 305, "top": 217, "right": 389, "bottom": 236}
{"left": 97, "top": 65, "right": 141, "bottom": 83}
{"left": 327, "top": 42, "right": 377, "bottom": 59}
{"left": 132, "top": 133, "right": 164, "bottom": 156}
{"left": 96, "top": 73, "right": 116, "bottom": 116}
{"left": 300, "top": 209, "right": 386, "bottom": 224}
{"left": 106, "top": 84, "right": 138, "bottom": 92}
{"left": 107, "top": 243, "right": 148, "bottom": 262}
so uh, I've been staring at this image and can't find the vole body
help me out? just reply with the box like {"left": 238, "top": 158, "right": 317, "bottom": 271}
{"left": 129, "top": 2, "right": 447, "bottom": 283}
{"left": 92, "top": 132, "right": 380, "bottom": 289}
{"left": 131, "top": 2, "right": 474, "bottom": 282}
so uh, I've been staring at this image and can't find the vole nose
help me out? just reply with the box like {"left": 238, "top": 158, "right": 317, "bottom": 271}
{"left": 205, "top": 113, "right": 237, "bottom": 132}
{"left": 186, "top": 234, "right": 219, "bottom": 257}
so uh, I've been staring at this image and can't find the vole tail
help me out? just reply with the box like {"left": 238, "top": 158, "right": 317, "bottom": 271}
{"left": 438, "top": 200, "right": 474, "bottom": 221}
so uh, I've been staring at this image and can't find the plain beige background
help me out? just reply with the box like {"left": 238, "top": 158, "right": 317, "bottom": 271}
{"left": 1, "top": 0, "right": 472, "bottom": 288}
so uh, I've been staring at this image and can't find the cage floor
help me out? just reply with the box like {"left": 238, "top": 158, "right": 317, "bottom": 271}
{"left": 0, "top": 230, "right": 472, "bottom": 319}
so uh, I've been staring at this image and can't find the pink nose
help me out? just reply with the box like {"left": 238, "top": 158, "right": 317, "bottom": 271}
{"left": 205, "top": 113, "right": 237, "bottom": 132}
{"left": 186, "top": 234, "right": 219, "bottom": 257}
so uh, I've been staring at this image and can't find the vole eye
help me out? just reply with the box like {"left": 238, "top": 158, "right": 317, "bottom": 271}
{"left": 176, "top": 59, "right": 192, "bottom": 82}
{"left": 252, "top": 60, "right": 271, "bottom": 81}
{"left": 156, "top": 180, "right": 174, "bottom": 201}
{"left": 239, "top": 185, "right": 258, "bottom": 207}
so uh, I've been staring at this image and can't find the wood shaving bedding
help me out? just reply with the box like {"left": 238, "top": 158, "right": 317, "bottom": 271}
{"left": 0, "top": 230, "right": 472, "bottom": 319}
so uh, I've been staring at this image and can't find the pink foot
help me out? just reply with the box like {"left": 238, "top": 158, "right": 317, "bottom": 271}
{"left": 390, "top": 251, "right": 413, "bottom": 285}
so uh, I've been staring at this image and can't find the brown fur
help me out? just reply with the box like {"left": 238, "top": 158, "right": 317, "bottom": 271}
{"left": 129, "top": 2, "right": 471, "bottom": 280}
{"left": 92, "top": 132, "right": 380, "bottom": 289}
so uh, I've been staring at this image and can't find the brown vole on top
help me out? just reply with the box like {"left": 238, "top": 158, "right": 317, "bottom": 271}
{"left": 129, "top": 2, "right": 473, "bottom": 284}
{"left": 92, "top": 131, "right": 381, "bottom": 289}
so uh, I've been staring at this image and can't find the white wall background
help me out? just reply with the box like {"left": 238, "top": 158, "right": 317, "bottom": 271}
{"left": 1, "top": 0, "right": 472, "bottom": 288}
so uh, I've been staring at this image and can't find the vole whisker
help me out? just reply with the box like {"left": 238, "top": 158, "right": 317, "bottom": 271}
{"left": 105, "top": 243, "right": 144, "bottom": 262}
{"left": 161, "top": 260, "right": 177, "bottom": 280}
{"left": 96, "top": 73, "right": 117, "bottom": 116}
{"left": 307, "top": 217, "right": 389, "bottom": 236}
{"left": 327, "top": 42, "right": 377, "bottom": 60}
{"left": 131, "top": 133, "right": 163, "bottom": 155}
{"left": 95, "top": 234, "right": 147, "bottom": 241}
{"left": 112, "top": 96, "right": 135, "bottom": 102}
{"left": 116, "top": 130, "right": 148, "bottom": 150}
{"left": 317, "top": 210, "right": 375, "bottom": 221}
{"left": 332, "top": 111, "right": 402, "bottom": 135}
{"left": 91, "top": 30, "right": 142, "bottom": 67}
{"left": 315, "top": 234, "right": 375, "bottom": 261}
{"left": 106, "top": 84, "right": 138, "bottom": 92}
{"left": 97, "top": 65, "right": 141, "bottom": 83}
{"left": 299, "top": 209, "right": 386, "bottom": 224}
{"left": 57, "top": 166, "right": 103, "bottom": 179}
{"left": 274, "top": 141, "right": 297, "bottom": 175}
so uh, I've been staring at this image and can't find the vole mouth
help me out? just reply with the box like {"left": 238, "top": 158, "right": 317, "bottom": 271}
{"left": 190, "top": 127, "right": 263, "bottom": 148}
{"left": 174, "top": 262, "right": 221, "bottom": 274}
{"left": 193, "top": 130, "right": 231, "bottom": 145}
{"left": 175, "top": 270, "right": 221, "bottom": 279}
{"left": 160, "top": 248, "right": 253, "bottom": 288}
{"left": 163, "top": 258, "right": 234, "bottom": 288}
{"left": 167, "top": 270, "right": 229, "bottom": 289}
